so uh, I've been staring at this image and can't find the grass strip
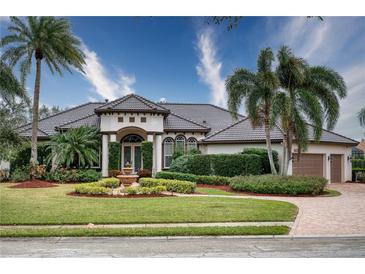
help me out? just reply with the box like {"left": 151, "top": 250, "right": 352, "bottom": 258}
{"left": 0, "top": 226, "right": 289, "bottom": 237}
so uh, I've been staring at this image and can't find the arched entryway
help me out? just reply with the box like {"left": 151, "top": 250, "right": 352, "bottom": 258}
{"left": 120, "top": 134, "right": 144, "bottom": 173}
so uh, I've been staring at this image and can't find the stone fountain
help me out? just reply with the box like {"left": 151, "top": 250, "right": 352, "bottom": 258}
{"left": 116, "top": 163, "right": 139, "bottom": 186}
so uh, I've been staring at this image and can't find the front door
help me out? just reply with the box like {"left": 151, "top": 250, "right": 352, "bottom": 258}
{"left": 122, "top": 144, "right": 142, "bottom": 173}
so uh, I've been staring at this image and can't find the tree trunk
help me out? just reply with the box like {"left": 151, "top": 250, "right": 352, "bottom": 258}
{"left": 280, "top": 133, "right": 287, "bottom": 176}
{"left": 264, "top": 120, "right": 277, "bottom": 175}
{"left": 284, "top": 129, "right": 293, "bottom": 176}
{"left": 30, "top": 58, "right": 42, "bottom": 179}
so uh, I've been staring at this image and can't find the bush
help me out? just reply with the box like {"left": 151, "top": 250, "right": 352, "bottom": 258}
{"left": 97, "top": 177, "right": 120, "bottom": 188}
{"left": 241, "top": 148, "right": 279, "bottom": 174}
{"left": 75, "top": 184, "right": 110, "bottom": 195}
{"left": 124, "top": 185, "right": 166, "bottom": 195}
{"left": 352, "top": 159, "right": 365, "bottom": 171}
{"left": 44, "top": 169, "right": 101, "bottom": 183}
{"left": 141, "top": 141, "right": 153, "bottom": 170}
{"left": 169, "top": 154, "right": 262, "bottom": 177}
{"left": 156, "top": 171, "right": 231, "bottom": 186}
{"left": 138, "top": 169, "right": 152, "bottom": 179}
{"left": 10, "top": 166, "right": 30, "bottom": 182}
{"left": 229, "top": 175, "right": 327, "bottom": 195}
{"left": 10, "top": 143, "right": 50, "bottom": 173}
{"left": 139, "top": 177, "right": 196, "bottom": 194}
{"left": 108, "top": 142, "right": 120, "bottom": 170}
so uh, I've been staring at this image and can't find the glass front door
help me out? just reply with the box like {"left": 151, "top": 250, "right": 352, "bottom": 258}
{"left": 122, "top": 144, "right": 142, "bottom": 173}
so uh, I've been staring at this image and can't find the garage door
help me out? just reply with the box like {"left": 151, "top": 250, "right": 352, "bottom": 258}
{"left": 330, "top": 154, "right": 342, "bottom": 183}
{"left": 292, "top": 153, "right": 324, "bottom": 177}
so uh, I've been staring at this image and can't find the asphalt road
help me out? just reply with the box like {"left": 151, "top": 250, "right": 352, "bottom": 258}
{"left": 1, "top": 236, "right": 365, "bottom": 257}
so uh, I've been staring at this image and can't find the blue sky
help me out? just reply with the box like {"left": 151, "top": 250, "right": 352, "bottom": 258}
{"left": 0, "top": 16, "right": 364, "bottom": 140}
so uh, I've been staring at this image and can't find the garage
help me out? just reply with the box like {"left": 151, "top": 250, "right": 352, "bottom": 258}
{"left": 292, "top": 153, "right": 324, "bottom": 177}
{"left": 330, "top": 154, "right": 342, "bottom": 183}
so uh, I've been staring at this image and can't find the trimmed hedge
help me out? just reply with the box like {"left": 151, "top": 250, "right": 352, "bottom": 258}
{"left": 75, "top": 184, "right": 110, "bottom": 195}
{"left": 108, "top": 142, "right": 120, "bottom": 170}
{"left": 156, "top": 171, "right": 231, "bottom": 186}
{"left": 44, "top": 169, "right": 101, "bottom": 183}
{"left": 125, "top": 185, "right": 167, "bottom": 195}
{"left": 169, "top": 154, "right": 262, "bottom": 177}
{"left": 352, "top": 159, "right": 365, "bottom": 171}
{"left": 230, "top": 175, "right": 327, "bottom": 195}
{"left": 139, "top": 177, "right": 196, "bottom": 193}
{"left": 141, "top": 141, "right": 153, "bottom": 170}
{"left": 98, "top": 177, "right": 120, "bottom": 188}
{"left": 241, "top": 148, "right": 279, "bottom": 174}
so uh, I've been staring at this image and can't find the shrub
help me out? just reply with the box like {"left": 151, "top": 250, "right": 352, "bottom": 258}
{"left": 352, "top": 159, "right": 365, "bottom": 171}
{"left": 139, "top": 177, "right": 196, "bottom": 193}
{"left": 125, "top": 185, "right": 167, "bottom": 195}
{"left": 141, "top": 141, "right": 153, "bottom": 170}
{"left": 109, "top": 169, "right": 122, "bottom": 177}
{"left": 168, "top": 154, "right": 262, "bottom": 177}
{"left": 44, "top": 169, "right": 101, "bottom": 183}
{"left": 156, "top": 171, "right": 231, "bottom": 186}
{"left": 229, "top": 175, "right": 327, "bottom": 195}
{"left": 242, "top": 148, "right": 279, "bottom": 174}
{"left": 75, "top": 184, "right": 110, "bottom": 195}
{"left": 97, "top": 177, "right": 120, "bottom": 188}
{"left": 109, "top": 142, "right": 120, "bottom": 170}
{"left": 138, "top": 169, "right": 152, "bottom": 178}
{"left": 10, "top": 143, "right": 50, "bottom": 173}
{"left": 10, "top": 166, "right": 30, "bottom": 182}
{"left": 169, "top": 155, "right": 191, "bottom": 173}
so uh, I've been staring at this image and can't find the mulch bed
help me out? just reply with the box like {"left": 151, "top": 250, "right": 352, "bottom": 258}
{"left": 197, "top": 184, "right": 232, "bottom": 191}
{"left": 10, "top": 180, "right": 58, "bottom": 189}
{"left": 67, "top": 192, "right": 173, "bottom": 198}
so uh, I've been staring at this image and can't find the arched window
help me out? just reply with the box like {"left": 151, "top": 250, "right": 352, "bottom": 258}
{"left": 121, "top": 134, "right": 144, "bottom": 143}
{"left": 175, "top": 135, "right": 186, "bottom": 154}
{"left": 163, "top": 137, "right": 175, "bottom": 168}
{"left": 187, "top": 137, "right": 198, "bottom": 153}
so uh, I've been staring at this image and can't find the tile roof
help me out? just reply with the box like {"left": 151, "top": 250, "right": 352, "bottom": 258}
{"left": 57, "top": 114, "right": 100, "bottom": 130}
{"left": 159, "top": 103, "right": 244, "bottom": 136}
{"left": 17, "top": 102, "right": 104, "bottom": 137}
{"left": 95, "top": 94, "right": 169, "bottom": 114}
{"left": 201, "top": 118, "right": 284, "bottom": 143}
{"left": 306, "top": 124, "right": 358, "bottom": 145}
{"left": 164, "top": 112, "right": 210, "bottom": 132}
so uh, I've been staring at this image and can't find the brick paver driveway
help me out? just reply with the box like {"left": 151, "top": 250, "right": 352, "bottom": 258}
{"left": 270, "top": 183, "right": 365, "bottom": 235}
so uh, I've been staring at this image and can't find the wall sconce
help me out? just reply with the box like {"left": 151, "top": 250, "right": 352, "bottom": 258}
{"left": 327, "top": 155, "right": 332, "bottom": 161}
{"left": 347, "top": 155, "right": 352, "bottom": 161}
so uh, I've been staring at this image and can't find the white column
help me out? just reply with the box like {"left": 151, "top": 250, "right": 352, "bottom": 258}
{"left": 147, "top": 134, "right": 156, "bottom": 174}
{"left": 110, "top": 134, "right": 116, "bottom": 142}
{"left": 325, "top": 153, "right": 331, "bottom": 182}
{"left": 102, "top": 134, "right": 109, "bottom": 177}
{"left": 147, "top": 134, "right": 154, "bottom": 143}
{"left": 287, "top": 158, "right": 293, "bottom": 175}
{"left": 156, "top": 134, "right": 162, "bottom": 172}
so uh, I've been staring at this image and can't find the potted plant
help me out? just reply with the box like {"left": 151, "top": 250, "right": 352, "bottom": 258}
{"left": 123, "top": 161, "right": 133, "bottom": 175}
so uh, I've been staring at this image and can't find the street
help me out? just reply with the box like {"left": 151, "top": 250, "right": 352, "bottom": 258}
{"left": 1, "top": 236, "right": 365, "bottom": 257}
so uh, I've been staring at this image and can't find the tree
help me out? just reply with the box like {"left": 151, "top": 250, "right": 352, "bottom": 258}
{"left": 358, "top": 107, "right": 365, "bottom": 127}
{"left": 39, "top": 104, "right": 62, "bottom": 119}
{"left": 46, "top": 126, "right": 100, "bottom": 169}
{"left": 226, "top": 48, "right": 279, "bottom": 174}
{"left": 0, "top": 61, "right": 27, "bottom": 105}
{"left": 271, "top": 46, "right": 346, "bottom": 175}
{"left": 0, "top": 16, "right": 85, "bottom": 178}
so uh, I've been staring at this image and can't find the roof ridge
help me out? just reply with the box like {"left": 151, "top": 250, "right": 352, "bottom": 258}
{"left": 306, "top": 123, "right": 359, "bottom": 144}
{"left": 57, "top": 113, "right": 97, "bottom": 129}
{"left": 203, "top": 117, "right": 249, "bottom": 140}
{"left": 19, "top": 127, "right": 49, "bottom": 136}
{"left": 134, "top": 94, "right": 167, "bottom": 111}
{"left": 16, "top": 102, "right": 104, "bottom": 130}
{"left": 169, "top": 111, "right": 210, "bottom": 129}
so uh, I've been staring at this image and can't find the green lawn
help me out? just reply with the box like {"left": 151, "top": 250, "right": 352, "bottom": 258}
{"left": 0, "top": 184, "right": 297, "bottom": 225}
{"left": 196, "top": 187, "right": 236, "bottom": 196}
{"left": 0, "top": 226, "right": 289, "bottom": 237}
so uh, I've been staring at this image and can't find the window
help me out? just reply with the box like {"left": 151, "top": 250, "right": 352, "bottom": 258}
{"left": 175, "top": 135, "right": 186, "bottom": 154}
{"left": 129, "top": 117, "right": 135, "bottom": 123}
{"left": 187, "top": 137, "right": 198, "bottom": 153}
{"left": 163, "top": 137, "right": 174, "bottom": 168}
{"left": 118, "top": 117, "right": 124, "bottom": 123}
{"left": 121, "top": 134, "right": 144, "bottom": 143}
{"left": 141, "top": 117, "right": 147, "bottom": 123}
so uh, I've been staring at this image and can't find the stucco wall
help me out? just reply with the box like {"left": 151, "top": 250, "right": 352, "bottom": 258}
{"left": 100, "top": 113, "right": 164, "bottom": 133}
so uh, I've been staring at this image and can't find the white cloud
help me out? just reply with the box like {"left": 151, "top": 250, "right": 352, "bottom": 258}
{"left": 266, "top": 17, "right": 365, "bottom": 140}
{"left": 196, "top": 28, "right": 226, "bottom": 107}
{"left": 81, "top": 44, "right": 136, "bottom": 101}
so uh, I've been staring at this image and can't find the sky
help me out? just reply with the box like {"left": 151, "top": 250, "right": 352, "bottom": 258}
{"left": 0, "top": 16, "right": 364, "bottom": 140}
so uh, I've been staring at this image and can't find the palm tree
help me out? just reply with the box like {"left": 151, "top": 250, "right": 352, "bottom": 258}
{"left": 0, "top": 60, "right": 26, "bottom": 105}
{"left": 226, "top": 48, "right": 279, "bottom": 174}
{"left": 358, "top": 107, "right": 365, "bottom": 127}
{"left": 46, "top": 126, "right": 100, "bottom": 169}
{"left": 272, "top": 46, "right": 347, "bottom": 175}
{"left": 0, "top": 16, "right": 85, "bottom": 178}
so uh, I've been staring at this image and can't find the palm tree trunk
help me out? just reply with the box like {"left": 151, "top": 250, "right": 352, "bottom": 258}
{"left": 284, "top": 130, "right": 293, "bottom": 176}
{"left": 30, "top": 58, "right": 42, "bottom": 179}
{"left": 280, "top": 133, "right": 287, "bottom": 176}
{"left": 264, "top": 120, "right": 277, "bottom": 175}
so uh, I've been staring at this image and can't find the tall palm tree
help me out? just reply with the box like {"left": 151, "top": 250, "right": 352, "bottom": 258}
{"left": 226, "top": 48, "right": 279, "bottom": 174}
{"left": 358, "top": 107, "right": 365, "bottom": 127}
{"left": 0, "top": 60, "right": 26, "bottom": 105}
{"left": 0, "top": 16, "right": 85, "bottom": 178}
{"left": 272, "top": 46, "right": 347, "bottom": 175}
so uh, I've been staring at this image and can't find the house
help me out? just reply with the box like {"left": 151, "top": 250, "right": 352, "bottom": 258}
{"left": 353, "top": 139, "right": 365, "bottom": 159}
{"left": 17, "top": 94, "right": 358, "bottom": 182}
